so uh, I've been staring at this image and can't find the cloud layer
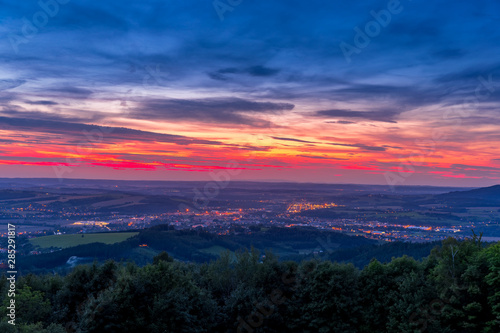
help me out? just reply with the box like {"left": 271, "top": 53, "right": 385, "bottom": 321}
{"left": 0, "top": 0, "right": 499, "bottom": 185}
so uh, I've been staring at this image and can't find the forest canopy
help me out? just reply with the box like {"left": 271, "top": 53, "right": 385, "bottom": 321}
{"left": 1, "top": 235, "right": 499, "bottom": 333}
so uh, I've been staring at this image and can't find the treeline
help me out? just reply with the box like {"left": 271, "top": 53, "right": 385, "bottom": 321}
{"left": 2, "top": 235, "right": 499, "bottom": 332}
{"left": 19, "top": 226, "right": 377, "bottom": 273}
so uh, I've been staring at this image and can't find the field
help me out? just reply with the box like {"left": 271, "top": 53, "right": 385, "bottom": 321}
{"left": 30, "top": 232, "right": 139, "bottom": 249}
{"left": 199, "top": 245, "right": 229, "bottom": 256}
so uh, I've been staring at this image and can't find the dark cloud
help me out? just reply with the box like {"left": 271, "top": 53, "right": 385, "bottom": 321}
{"left": 331, "top": 83, "right": 451, "bottom": 109}
{"left": 209, "top": 66, "right": 280, "bottom": 81}
{"left": 382, "top": 145, "right": 403, "bottom": 150}
{"left": 451, "top": 164, "right": 500, "bottom": 171}
{"left": 0, "top": 79, "right": 25, "bottom": 91}
{"left": 272, "top": 135, "right": 386, "bottom": 151}
{"left": 327, "top": 142, "right": 387, "bottom": 152}
{"left": 314, "top": 109, "right": 399, "bottom": 123}
{"left": 131, "top": 98, "right": 294, "bottom": 127}
{"left": 246, "top": 66, "right": 280, "bottom": 77}
{"left": 431, "top": 48, "right": 466, "bottom": 60}
{"left": 47, "top": 87, "right": 94, "bottom": 98}
{"left": 271, "top": 137, "right": 317, "bottom": 144}
{"left": 296, "top": 155, "right": 348, "bottom": 160}
{"left": 234, "top": 145, "right": 272, "bottom": 151}
{"left": 0, "top": 116, "right": 221, "bottom": 146}
{"left": 24, "top": 100, "right": 59, "bottom": 105}
{"left": 0, "top": 109, "right": 105, "bottom": 123}
{"left": 435, "top": 65, "right": 500, "bottom": 84}
{"left": 326, "top": 120, "right": 357, "bottom": 125}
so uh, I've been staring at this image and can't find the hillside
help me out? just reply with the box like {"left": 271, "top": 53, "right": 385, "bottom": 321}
{"left": 22, "top": 226, "right": 379, "bottom": 272}
{"left": 439, "top": 184, "right": 500, "bottom": 200}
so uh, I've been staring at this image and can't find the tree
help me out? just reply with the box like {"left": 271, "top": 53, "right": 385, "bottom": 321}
{"left": 8, "top": 286, "right": 51, "bottom": 325}
{"left": 485, "top": 242, "right": 500, "bottom": 331}
{"left": 153, "top": 251, "right": 174, "bottom": 264}
{"left": 292, "top": 261, "right": 360, "bottom": 332}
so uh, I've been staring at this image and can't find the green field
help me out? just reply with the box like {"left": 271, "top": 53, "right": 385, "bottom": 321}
{"left": 199, "top": 245, "right": 230, "bottom": 256}
{"left": 30, "top": 232, "right": 139, "bottom": 249}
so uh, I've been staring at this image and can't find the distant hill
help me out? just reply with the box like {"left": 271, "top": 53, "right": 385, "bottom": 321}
{"left": 0, "top": 178, "right": 472, "bottom": 195}
{"left": 0, "top": 189, "right": 186, "bottom": 214}
{"left": 435, "top": 185, "right": 500, "bottom": 206}
{"left": 440, "top": 185, "right": 500, "bottom": 200}
{"left": 21, "top": 226, "right": 377, "bottom": 272}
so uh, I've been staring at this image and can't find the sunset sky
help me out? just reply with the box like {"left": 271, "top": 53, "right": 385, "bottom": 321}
{"left": 1, "top": 0, "right": 500, "bottom": 186}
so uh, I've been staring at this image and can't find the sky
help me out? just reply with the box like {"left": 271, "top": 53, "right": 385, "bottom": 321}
{"left": 1, "top": 0, "right": 500, "bottom": 186}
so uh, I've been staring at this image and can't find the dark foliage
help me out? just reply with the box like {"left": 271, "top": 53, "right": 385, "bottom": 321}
{"left": 2, "top": 235, "right": 500, "bottom": 332}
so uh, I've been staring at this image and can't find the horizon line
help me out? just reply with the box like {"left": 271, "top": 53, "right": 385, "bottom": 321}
{"left": 0, "top": 177, "right": 482, "bottom": 188}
